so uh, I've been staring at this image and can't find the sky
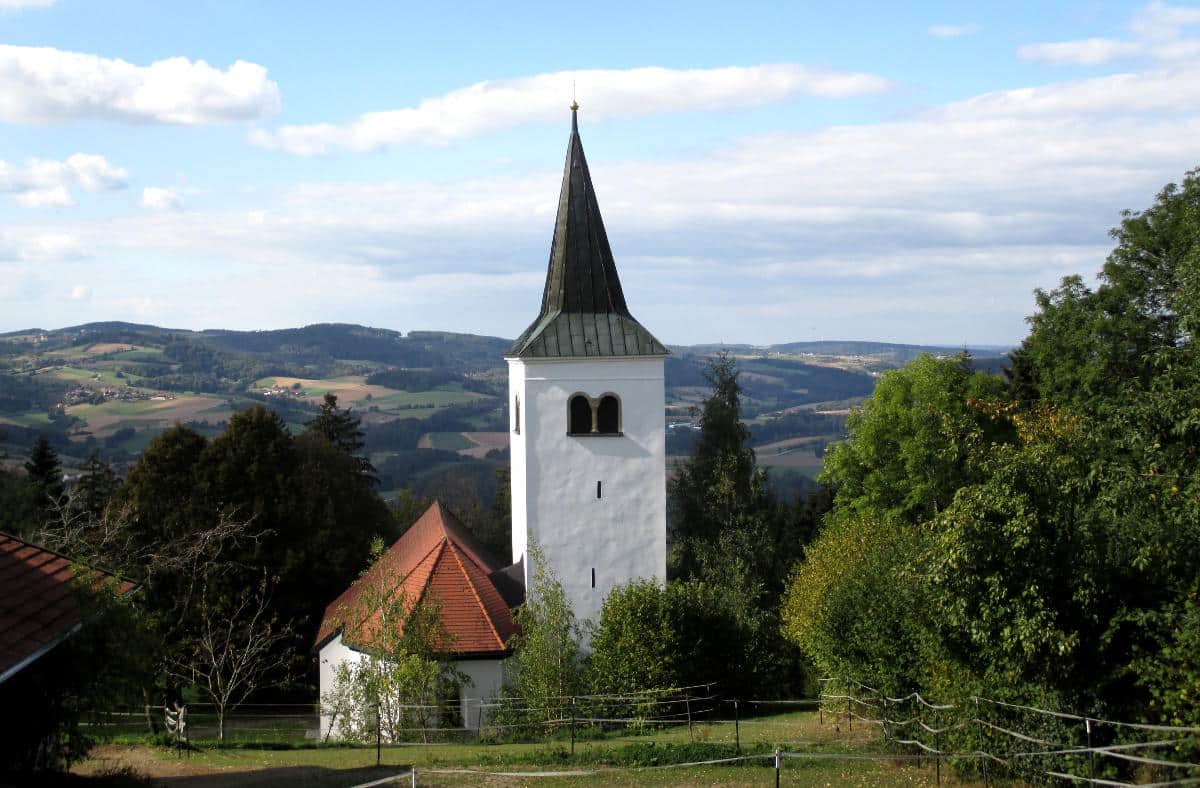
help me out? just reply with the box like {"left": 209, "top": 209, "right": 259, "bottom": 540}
{"left": 2, "top": 1, "right": 1200, "bottom": 346}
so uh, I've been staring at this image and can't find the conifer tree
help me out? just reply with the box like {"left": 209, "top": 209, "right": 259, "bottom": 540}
{"left": 72, "top": 452, "right": 118, "bottom": 519}
{"left": 305, "top": 393, "right": 374, "bottom": 478}
{"left": 25, "top": 435, "right": 64, "bottom": 508}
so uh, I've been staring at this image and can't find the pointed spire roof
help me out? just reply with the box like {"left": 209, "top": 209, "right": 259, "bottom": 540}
{"left": 507, "top": 105, "right": 668, "bottom": 359}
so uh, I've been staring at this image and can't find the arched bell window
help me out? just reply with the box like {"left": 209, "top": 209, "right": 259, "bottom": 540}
{"left": 567, "top": 393, "right": 623, "bottom": 436}
{"left": 596, "top": 395, "right": 620, "bottom": 434}
{"left": 568, "top": 394, "right": 593, "bottom": 435}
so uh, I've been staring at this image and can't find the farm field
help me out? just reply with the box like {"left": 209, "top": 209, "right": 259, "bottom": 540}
{"left": 74, "top": 710, "right": 972, "bottom": 787}
{"left": 66, "top": 395, "right": 235, "bottom": 436}
{"left": 253, "top": 375, "right": 489, "bottom": 410}
{"left": 418, "top": 431, "right": 507, "bottom": 456}
{"left": 753, "top": 433, "right": 837, "bottom": 473}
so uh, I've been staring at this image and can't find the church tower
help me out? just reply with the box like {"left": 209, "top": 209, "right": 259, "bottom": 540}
{"left": 506, "top": 104, "right": 668, "bottom": 627}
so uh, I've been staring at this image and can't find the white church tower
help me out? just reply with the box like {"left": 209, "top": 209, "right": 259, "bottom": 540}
{"left": 506, "top": 104, "right": 668, "bottom": 627}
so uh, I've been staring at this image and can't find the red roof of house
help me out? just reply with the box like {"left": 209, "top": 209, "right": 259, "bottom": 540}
{"left": 0, "top": 532, "right": 137, "bottom": 683}
{"left": 315, "top": 501, "right": 518, "bottom": 658}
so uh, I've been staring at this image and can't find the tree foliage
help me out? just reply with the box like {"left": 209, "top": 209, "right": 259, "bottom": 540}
{"left": 784, "top": 167, "right": 1200, "bottom": 730}
{"left": 498, "top": 546, "right": 584, "bottom": 728}
{"left": 590, "top": 579, "right": 753, "bottom": 701}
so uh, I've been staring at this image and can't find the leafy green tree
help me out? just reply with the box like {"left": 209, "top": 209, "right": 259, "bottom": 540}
{"left": 499, "top": 546, "right": 584, "bottom": 727}
{"left": 821, "top": 353, "right": 1008, "bottom": 525}
{"left": 121, "top": 424, "right": 210, "bottom": 554}
{"left": 786, "top": 169, "right": 1200, "bottom": 737}
{"left": 590, "top": 579, "right": 753, "bottom": 702}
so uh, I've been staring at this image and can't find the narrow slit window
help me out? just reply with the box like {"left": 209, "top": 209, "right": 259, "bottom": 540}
{"left": 596, "top": 480, "right": 602, "bottom": 499}
{"left": 591, "top": 568, "right": 596, "bottom": 588}
{"left": 514, "top": 395, "right": 520, "bottom": 434}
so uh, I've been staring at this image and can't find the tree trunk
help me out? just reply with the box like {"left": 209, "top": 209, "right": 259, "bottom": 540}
{"left": 143, "top": 689, "right": 160, "bottom": 734}
{"left": 217, "top": 706, "right": 225, "bottom": 742}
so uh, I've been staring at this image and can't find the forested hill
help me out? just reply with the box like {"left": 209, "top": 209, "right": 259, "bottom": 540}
{"left": 0, "top": 322, "right": 512, "bottom": 382}
{"left": 0, "top": 319, "right": 1010, "bottom": 511}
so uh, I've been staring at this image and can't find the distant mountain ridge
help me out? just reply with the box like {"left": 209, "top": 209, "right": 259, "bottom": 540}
{"left": 3, "top": 322, "right": 1010, "bottom": 361}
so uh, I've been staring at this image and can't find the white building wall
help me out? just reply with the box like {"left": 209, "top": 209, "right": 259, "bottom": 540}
{"left": 317, "top": 634, "right": 364, "bottom": 739}
{"left": 457, "top": 658, "right": 505, "bottom": 730}
{"left": 507, "top": 355, "right": 667, "bottom": 630}
{"left": 318, "top": 635, "right": 506, "bottom": 736}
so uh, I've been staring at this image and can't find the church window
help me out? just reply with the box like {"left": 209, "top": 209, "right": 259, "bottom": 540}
{"left": 596, "top": 481, "right": 602, "bottom": 499}
{"left": 568, "top": 394, "right": 593, "bottom": 434}
{"left": 591, "top": 568, "right": 596, "bottom": 588}
{"left": 596, "top": 395, "right": 620, "bottom": 434}
{"left": 514, "top": 395, "right": 520, "bottom": 434}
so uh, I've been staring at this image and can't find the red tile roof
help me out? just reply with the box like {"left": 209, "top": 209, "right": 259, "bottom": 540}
{"left": 0, "top": 532, "right": 137, "bottom": 683}
{"left": 315, "top": 501, "right": 518, "bottom": 658}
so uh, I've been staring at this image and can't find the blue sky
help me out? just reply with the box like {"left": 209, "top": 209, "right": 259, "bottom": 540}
{"left": 2, "top": 1, "right": 1200, "bottom": 346}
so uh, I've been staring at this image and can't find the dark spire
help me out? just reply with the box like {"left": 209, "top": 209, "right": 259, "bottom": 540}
{"left": 507, "top": 105, "right": 667, "bottom": 358}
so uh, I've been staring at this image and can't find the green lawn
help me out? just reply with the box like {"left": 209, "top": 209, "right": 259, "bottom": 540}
{"left": 76, "top": 711, "right": 978, "bottom": 786}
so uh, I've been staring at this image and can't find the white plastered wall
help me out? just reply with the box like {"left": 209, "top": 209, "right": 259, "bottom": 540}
{"left": 507, "top": 355, "right": 667, "bottom": 630}
{"left": 318, "top": 635, "right": 506, "bottom": 736}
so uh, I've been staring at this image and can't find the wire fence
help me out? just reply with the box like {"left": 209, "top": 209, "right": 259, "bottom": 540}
{"left": 85, "top": 681, "right": 1200, "bottom": 785}
{"left": 819, "top": 677, "right": 1200, "bottom": 786}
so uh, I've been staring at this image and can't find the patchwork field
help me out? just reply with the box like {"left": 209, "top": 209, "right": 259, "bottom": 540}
{"left": 753, "top": 434, "right": 834, "bottom": 472}
{"left": 66, "top": 395, "right": 235, "bottom": 436}
{"left": 253, "top": 375, "right": 489, "bottom": 410}
{"left": 461, "top": 431, "right": 508, "bottom": 458}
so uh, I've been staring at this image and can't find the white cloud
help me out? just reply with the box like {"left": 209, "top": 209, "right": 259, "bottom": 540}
{"left": 141, "top": 186, "right": 183, "bottom": 211}
{"left": 0, "top": 0, "right": 55, "bottom": 7}
{"left": 23, "top": 70, "right": 1200, "bottom": 342}
{"left": 8, "top": 54, "right": 1200, "bottom": 344}
{"left": 69, "top": 284, "right": 90, "bottom": 301}
{"left": 250, "top": 64, "right": 893, "bottom": 155}
{"left": 0, "top": 45, "right": 281, "bottom": 125}
{"left": 15, "top": 186, "right": 73, "bottom": 208}
{"left": 937, "top": 66, "right": 1200, "bottom": 118}
{"left": 928, "top": 24, "right": 979, "bottom": 38}
{"left": 1019, "top": 2, "right": 1200, "bottom": 65}
{"left": 1130, "top": 1, "right": 1200, "bottom": 40}
{"left": 0, "top": 153, "right": 128, "bottom": 207}
{"left": 0, "top": 230, "right": 85, "bottom": 262}
{"left": 1018, "top": 37, "right": 1143, "bottom": 66}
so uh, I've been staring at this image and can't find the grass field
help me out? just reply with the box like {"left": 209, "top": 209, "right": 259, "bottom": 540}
{"left": 46, "top": 366, "right": 149, "bottom": 387}
{"left": 423, "top": 431, "right": 473, "bottom": 451}
{"left": 74, "top": 710, "right": 976, "bottom": 786}
{"left": 67, "top": 395, "right": 234, "bottom": 436}
{"left": 753, "top": 438, "right": 830, "bottom": 470}
{"left": 0, "top": 408, "right": 54, "bottom": 425}
{"left": 253, "top": 376, "right": 488, "bottom": 412}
